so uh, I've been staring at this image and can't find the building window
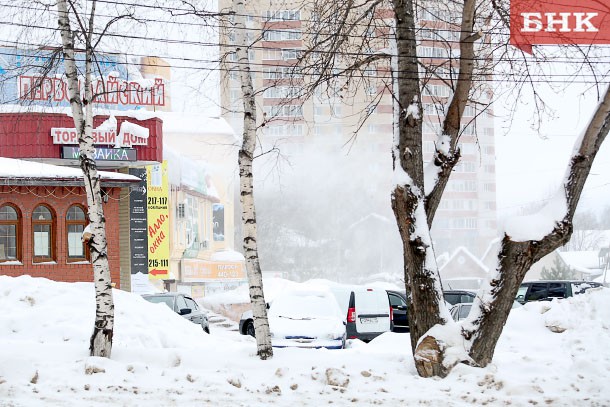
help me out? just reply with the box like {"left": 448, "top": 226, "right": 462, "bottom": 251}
{"left": 422, "top": 84, "right": 451, "bottom": 97}
{"left": 66, "top": 205, "right": 88, "bottom": 262}
{"left": 463, "top": 106, "right": 476, "bottom": 117}
{"left": 0, "top": 204, "right": 20, "bottom": 262}
{"left": 461, "top": 143, "right": 476, "bottom": 155}
{"left": 263, "top": 104, "right": 303, "bottom": 118}
{"left": 263, "top": 124, "right": 304, "bottom": 137}
{"left": 484, "top": 183, "right": 496, "bottom": 192}
{"left": 423, "top": 141, "right": 435, "bottom": 153}
{"left": 32, "top": 205, "right": 55, "bottom": 263}
{"left": 455, "top": 161, "right": 476, "bottom": 173}
{"left": 263, "top": 30, "right": 302, "bottom": 41}
{"left": 177, "top": 203, "right": 186, "bottom": 219}
{"left": 264, "top": 10, "right": 301, "bottom": 21}
{"left": 452, "top": 200, "right": 464, "bottom": 210}
{"left": 418, "top": 46, "right": 448, "bottom": 59}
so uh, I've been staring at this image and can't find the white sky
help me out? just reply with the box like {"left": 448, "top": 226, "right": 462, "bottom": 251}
{"left": 495, "top": 82, "right": 610, "bottom": 218}
{"left": 1, "top": 274, "right": 610, "bottom": 405}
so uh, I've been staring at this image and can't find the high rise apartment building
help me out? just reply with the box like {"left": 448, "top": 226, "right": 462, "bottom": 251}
{"left": 219, "top": 1, "right": 497, "bottom": 258}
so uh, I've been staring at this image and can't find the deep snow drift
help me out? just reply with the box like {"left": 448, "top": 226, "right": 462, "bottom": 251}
{"left": 1, "top": 275, "right": 609, "bottom": 406}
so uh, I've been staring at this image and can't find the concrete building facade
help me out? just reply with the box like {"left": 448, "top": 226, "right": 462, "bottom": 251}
{"left": 219, "top": 2, "right": 497, "bottom": 259}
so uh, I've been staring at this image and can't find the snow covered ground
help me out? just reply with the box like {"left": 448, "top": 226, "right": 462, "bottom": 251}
{"left": 1, "top": 275, "right": 610, "bottom": 406}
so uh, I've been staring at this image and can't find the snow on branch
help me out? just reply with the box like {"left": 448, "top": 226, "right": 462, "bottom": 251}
{"left": 504, "top": 189, "right": 567, "bottom": 242}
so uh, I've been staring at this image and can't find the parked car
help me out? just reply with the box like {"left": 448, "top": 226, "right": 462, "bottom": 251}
{"left": 443, "top": 290, "right": 476, "bottom": 306}
{"left": 239, "top": 309, "right": 256, "bottom": 337}
{"left": 241, "top": 285, "right": 393, "bottom": 343}
{"left": 515, "top": 280, "right": 602, "bottom": 304}
{"left": 450, "top": 301, "right": 522, "bottom": 322}
{"left": 331, "top": 287, "right": 392, "bottom": 342}
{"left": 387, "top": 290, "right": 409, "bottom": 332}
{"left": 385, "top": 289, "right": 477, "bottom": 331}
{"left": 268, "top": 288, "right": 346, "bottom": 349}
{"left": 450, "top": 303, "right": 472, "bottom": 321}
{"left": 142, "top": 293, "right": 210, "bottom": 333}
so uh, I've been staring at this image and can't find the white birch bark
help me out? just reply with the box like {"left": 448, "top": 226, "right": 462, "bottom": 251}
{"left": 233, "top": 0, "right": 273, "bottom": 359}
{"left": 57, "top": 0, "right": 114, "bottom": 358}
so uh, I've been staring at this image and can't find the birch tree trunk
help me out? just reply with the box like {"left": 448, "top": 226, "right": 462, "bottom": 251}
{"left": 233, "top": 0, "right": 273, "bottom": 360}
{"left": 57, "top": 0, "right": 114, "bottom": 358}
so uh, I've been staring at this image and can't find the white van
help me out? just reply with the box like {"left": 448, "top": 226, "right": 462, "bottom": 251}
{"left": 330, "top": 286, "right": 392, "bottom": 342}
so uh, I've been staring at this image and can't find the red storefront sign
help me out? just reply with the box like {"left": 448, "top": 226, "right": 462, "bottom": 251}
{"left": 0, "top": 113, "right": 162, "bottom": 164}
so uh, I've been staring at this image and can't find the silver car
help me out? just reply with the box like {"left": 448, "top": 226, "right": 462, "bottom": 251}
{"left": 143, "top": 293, "right": 210, "bottom": 333}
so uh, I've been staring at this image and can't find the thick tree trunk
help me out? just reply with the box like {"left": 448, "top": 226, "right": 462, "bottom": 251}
{"left": 466, "top": 235, "right": 568, "bottom": 365}
{"left": 233, "top": 0, "right": 273, "bottom": 360}
{"left": 466, "top": 86, "right": 610, "bottom": 366}
{"left": 391, "top": 0, "right": 447, "bottom": 376}
{"left": 57, "top": 0, "right": 114, "bottom": 358}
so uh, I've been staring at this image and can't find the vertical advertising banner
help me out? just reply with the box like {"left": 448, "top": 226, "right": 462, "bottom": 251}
{"left": 129, "top": 168, "right": 152, "bottom": 294}
{"left": 147, "top": 161, "right": 170, "bottom": 280}
{"left": 129, "top": 168, "right": 148, "bottom": 274}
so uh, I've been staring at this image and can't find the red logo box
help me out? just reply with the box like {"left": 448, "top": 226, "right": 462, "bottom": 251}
{"left": 510, "top": 0, "right": 610, "bottom": 53}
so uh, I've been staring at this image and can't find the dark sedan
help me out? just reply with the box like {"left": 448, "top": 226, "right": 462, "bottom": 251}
{"left": 142, "top": 293, "right": 210, "bottom": 333}
{"left": 386, "top": 289, "right": 478, "bottom": 331}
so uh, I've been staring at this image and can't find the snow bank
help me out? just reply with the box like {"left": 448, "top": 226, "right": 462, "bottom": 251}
{"left": 1, "top": 275, "right": 609, "bottom": 406}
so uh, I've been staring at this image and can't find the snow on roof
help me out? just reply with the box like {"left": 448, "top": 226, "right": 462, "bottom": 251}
{"left": 558, "top": 250, "right": 604, "bottom": 275}
{"left": 480, "top": 237, "right": 502, "bottom": 264}
{"left": 163, "top": 147, "right": 220, "bottom": 201}
{"left": 347, "top": 212, "right": 393, "bottom": 230}
{"left": 210, "top": 250, "right": 245, "bottom": 262}
{"left": 0, "top": 104, "right": 163, "bottom": 121}
{"left": 155, "top": 112, "right": 235, "bottom": 139}
{"left": 439, "top": 246, "right": 489, "bottom": 273}
{"left": 0, "top": 157, "right": 139, "bottom": 183}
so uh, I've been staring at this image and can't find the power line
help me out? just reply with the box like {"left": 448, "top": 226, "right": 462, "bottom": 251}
{"left": 0, "top": 34, "right": 608, "bottom": 86}
{"left": 0, "top": 0, "right": 518, "bottom": 37}
{"left": 1, "top": 4, "right": 610, "bottom": 55}
{"left": 0, "top": 23, "right": 607, "bottom": 78}
{"left": 0, "top": 48, "right": 606, "bottom": 85}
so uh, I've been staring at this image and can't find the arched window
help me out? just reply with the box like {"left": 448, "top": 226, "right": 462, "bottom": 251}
{"left": 32, "top": 205, "right": 55, "bottom": 263}
{"left": 0, "top": 204, "right": 20, "bottom": 262}
{"left": 66, "top": 205, "right": 88, "bottom": 262}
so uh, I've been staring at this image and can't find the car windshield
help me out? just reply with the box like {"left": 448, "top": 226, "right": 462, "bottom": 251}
{"left": 144, "top": 296, "right": 174, "bottom": 309}
{"left": 515, "top": 285, "right": 528, "bottom": 301}
{"left": 269, "top": 292, "right": 339, "bottom": 319}
{"left": 459, "top": 304, "right": 472, "bottom": 319}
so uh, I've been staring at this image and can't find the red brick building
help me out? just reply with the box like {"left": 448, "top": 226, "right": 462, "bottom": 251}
{"left": 0, "top": 112, "right": 163, "bottom": 287}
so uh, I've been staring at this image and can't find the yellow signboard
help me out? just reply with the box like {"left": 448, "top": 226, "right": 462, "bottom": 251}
{"left": 182, "top": 259, "right": 245, "bottom": 282}
{"left": 147, "top": 160, "right": 170, "bottom": 280}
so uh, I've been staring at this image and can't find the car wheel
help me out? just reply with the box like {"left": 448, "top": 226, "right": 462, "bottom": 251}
{"left": 246, "top": 320, "right": 255, "bottom": 337}
{"left": 203, "top": 325, "right": 210, "bottom": 334}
